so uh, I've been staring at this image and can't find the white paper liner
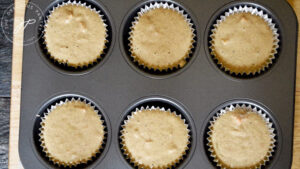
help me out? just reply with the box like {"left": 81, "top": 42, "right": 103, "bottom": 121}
{"left": 42, "top": 0, "right": 109, "bottom": 68}
{"left": 120, "top": 106, "right": 190, "bottom": 169}
{"left": 206, "top": 104, "right": 276, "bottom": 169}
{"left": 209, "top": 5, "right": 280, "bottom": 76}
{"left": 39, "top": 98, "right": 106, "bottom": 167}
{"left": 128, "top": 2, "right": 196, "bottom": 71}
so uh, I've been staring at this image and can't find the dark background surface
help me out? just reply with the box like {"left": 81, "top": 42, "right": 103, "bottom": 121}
{"left": 0, "top": 0, "right": 13, "bottom": 169}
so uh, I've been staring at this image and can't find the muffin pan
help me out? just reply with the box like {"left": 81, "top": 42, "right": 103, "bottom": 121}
{"left": 19, "top": 0, "right": 298, "bottom": 168}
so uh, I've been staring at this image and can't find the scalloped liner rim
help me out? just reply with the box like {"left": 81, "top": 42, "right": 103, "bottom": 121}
{"left": 42, "top": 0, "right": 109, "bottom": 68}
{"left": 206, "top": 103, "right": 277, "bottom": 169}
{"left": 38, "top": 98, "right": 107, "bottom": 167}
{"left": 120, "top": 106, "right": 191, "bottom": 169}
{"left": 209, "top": 5, "right": 280, "bottom": 77}
{"left": 128, "top": 1, "right": 196, "bottom": 72}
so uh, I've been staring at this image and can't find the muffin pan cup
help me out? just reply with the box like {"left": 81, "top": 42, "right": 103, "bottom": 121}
{"left": 39, "top": 98, "right": 107, "bottom": 167}
{"left": 128, "top": 1, "right": 196, "bottom": 72}
{"left": 120, "top": 106, "right": 192, "bottom": 169}
{"left": 42, "top": 0, "right": 109, "bottom": 69}
{"left": 19, "top": 0, "right": 297, "bottom": 168}
{"left": 38, "top": 0, "right": 113, "bottom": 74}
{"left": 209, "top": 5, "right": 280, "bottom": 77}
{"left": 206, "top": 103, "right": 277, "bottom": 169}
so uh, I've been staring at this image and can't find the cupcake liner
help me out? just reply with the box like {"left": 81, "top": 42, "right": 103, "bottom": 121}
{"left": 128, "top": 2, "right": 196, "bottom": 71}
{"left": 42, "top": 0, "right": 109, "bottom": 68}
{"left": 120, "top": 106, "right": 191, "bottom": 169}
{"left": 209, "top": 5, "right": 280, "bottom": 76}
{"left": 206, "top": 104, "right": 276, "bottom": 169}
{"left": 39, "top": 98, "right": 106, "bottom": 167}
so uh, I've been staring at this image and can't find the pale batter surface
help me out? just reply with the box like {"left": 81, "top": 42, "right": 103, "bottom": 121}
{"left": 213, "top": 13, "right": 274, "bottom": 74}
{"left": 211, "top": 108, "right": 272, "bottom": 168}
{"left": 130, "top": 8, "right": 193, "bottom": 70}
{"left": 45, "top": 5, "right": 106, "bottom": 67}
{"left": 122, "top": 108, "right": 189, "bottom": 168}
{"left": 41, "top": 100, "right": 104, "bottom": 165}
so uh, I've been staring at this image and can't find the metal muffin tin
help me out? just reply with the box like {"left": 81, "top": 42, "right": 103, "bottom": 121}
{"left": 19, "top": 0, "right": 298, "bottom": 168}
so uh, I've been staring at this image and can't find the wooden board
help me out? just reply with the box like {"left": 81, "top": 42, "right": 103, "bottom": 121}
{"left": 9, "top": 0, "right": 25, "bottom": 167}
{"left": 8, "top": 0, "right": 300, "bottom": 168}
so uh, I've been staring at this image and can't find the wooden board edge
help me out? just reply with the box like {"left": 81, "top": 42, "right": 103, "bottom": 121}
{"left": 8, "top": 0, "right": 25, "bottom": 168}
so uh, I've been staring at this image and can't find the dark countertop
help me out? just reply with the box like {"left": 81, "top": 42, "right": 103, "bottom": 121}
{"left": 0, "top": 0, "right": 13, "bottom": 169}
